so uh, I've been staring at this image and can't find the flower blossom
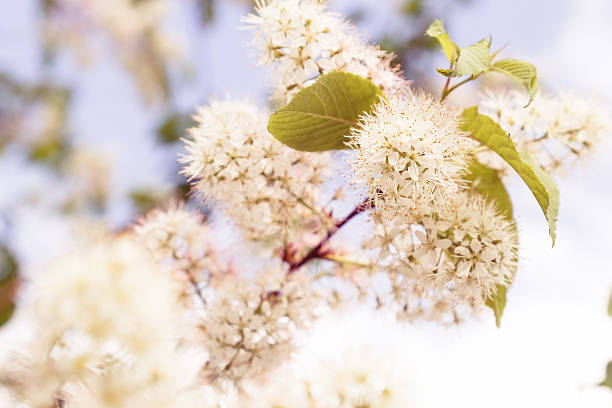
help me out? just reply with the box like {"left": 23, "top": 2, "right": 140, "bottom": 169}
{"left": 368, "top": 193, "right": 518, "bottom": 319}
{"left": 1, "top": 232, "right": 205, "bottom": 407}
{"left": 479, "top": 89, "right": 612, "bottom": 175}
{"left": 242, "top": 0, "right": 407, "bottom": 103}
{"left": 347, "top": 91, "right": 474, "bottom": 223}
{"left": 181, "top": 99, "right": 331, "bottom": 248}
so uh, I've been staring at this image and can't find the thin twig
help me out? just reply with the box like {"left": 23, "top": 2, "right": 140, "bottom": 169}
{"left": 287, "top": 197, "right": 373, "bottom": 274}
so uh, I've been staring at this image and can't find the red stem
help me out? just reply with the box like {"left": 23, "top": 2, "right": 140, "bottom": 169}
{"left": 287, "top": 197, "right": 373, "bottom": 274}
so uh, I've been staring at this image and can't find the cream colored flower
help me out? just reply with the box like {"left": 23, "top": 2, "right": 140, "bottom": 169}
{"left": 479, "top": 89, "right": 612, "bottom": 175}
{"left": 242, "top": 0, "right": 407, "bottom": 103}
{"left": 347, "top": 91, "right": 474, "bottom": 223}
{"left": 201, "top": 266, "right": 316, "bottom": 385}
{"left": 368, "top": 192, "right": 518, "bottom": 319}
{"left": 181, "top": 99, "right": 331, "bottom": 247}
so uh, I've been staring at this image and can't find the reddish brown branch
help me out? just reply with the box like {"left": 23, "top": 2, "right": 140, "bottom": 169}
{"left": 286, "top": 197, "right": 373, "bottom": 274}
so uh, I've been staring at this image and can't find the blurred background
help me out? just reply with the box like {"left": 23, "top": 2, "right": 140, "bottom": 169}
{"left": 0, "top": 0, "right": 611, "bottom": 406}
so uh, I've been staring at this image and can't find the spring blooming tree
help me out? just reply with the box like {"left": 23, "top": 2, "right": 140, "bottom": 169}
{"left": 1, "top": 1, "right": 611, "bottom": 407}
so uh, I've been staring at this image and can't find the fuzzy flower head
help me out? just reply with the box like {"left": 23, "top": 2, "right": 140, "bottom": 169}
{"left": 388, "top": 193, "right": 518, "bottom": 313}
{"left": 200, "top": 266, "right": 317, "bottom": 386}
{"left": 242, "top": 0, "right": 407, "bottom": 103}
{"left": 181, "top": 99, "right": 330, "bottom": 246}
{"left": 347, "top": 91, "right": 474, "bottom": 222}
{"left": 134, "top": 202, "right": 225, "bottom": 302}
{"left": 2, "top": 233, "right": 205, "bottom": 407}
{"left": 479, "top": 89, "right": 612, "bottom": 175}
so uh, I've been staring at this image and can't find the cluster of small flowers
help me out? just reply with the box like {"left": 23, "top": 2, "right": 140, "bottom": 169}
{"left": 242, "top": 0, "right": 407, "bottom": 103}
{"left": 200, "top": 266, "right": 318, "bottom": 385}
{"left": 133, "top": 203, "right": 321, "bottom": 387}
{"left": 347, "top": 91, "right": 474, "bottom": 223}
{"left": 367, "top": 194, "right": 518, "bottom": 320}
{"left": 134, "top": 203, "right": 224, "bottom": 305}
{"left": 42, "top": 0, "right": 181, "bottom": 103}
{"left": 344, "top": 89, "right": 519, "bottom": 315}
{"left": 181, "top": 99, "right": 332, "bottom": 247}
{"left": 1, "top": 232, "right": 206, "bottom": 407}
{"left": 479, "top": 89, "right": 612, "bottom": 175}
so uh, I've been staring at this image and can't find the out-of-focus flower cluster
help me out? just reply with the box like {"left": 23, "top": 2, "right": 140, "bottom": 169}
{"left": 243, "top": 308, "right": 418, "bottom": 408}
{"left": 0, "top": 231, "right": 207, "bottom": 407}
{"left": 479, "top": 89, "right": 612, "bottom": 175}
{"left": 42, "top": 0, "right": 182, "bottom": 103}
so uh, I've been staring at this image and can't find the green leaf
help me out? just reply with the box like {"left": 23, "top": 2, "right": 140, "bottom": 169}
{"left": 453, "top": 38, "right": 492, "bottom": 77}
{"left": 461, "top": 106, "right": 559, "bottom": 246}
{"left": 486, "top": 284, "right": 508, "bottom": 328}
{"left": 425, "top": 19, "right": 459, "bottom": 63}
{"left": 491, "top": 59, "right": 538, "bottom": 106}
{"left": 268, "top": 72, "right": 383, "bottom": 152}
{"left": 0, "top": 245, "right": 17, "bottom": 328}
{"left": 518, "top": 151, "right": 559, "bottom": 245}
{"left": 600, "top": 362, "right": 612, "bottom": 390}
{"left": 435, "top": 38, "right": 493, "bottom": 78}
{"left": 0, "top": 304, "right": 14, "bottom": 327}
{"left": 465, "top": 160, "right": 513, "bottom": 220}
{"left": 157, "top": 113, "right": 194, "bottom": 144}
{"left": 607, "top": 290, "right": 612, "bottom": 317}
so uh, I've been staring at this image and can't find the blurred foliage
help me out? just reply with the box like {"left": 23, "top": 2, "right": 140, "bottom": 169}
{"left": 157, "top": 112, "right": 196, "bottom": 144}
{"left": 197, "top": 0, "right": 216, "bottom": 24}
{"left": 0, "top": 245, "right": 18, "bottom": 328}
{"left": 39, "top": 0, "right": 174, "bottom": 105}
{"left": 0, "top": 73, "right": 72, "bottom": 168}
{"left": 130, "top": 182, "right": 191, "bottom": 214}
{"left": 601, "top": 362, "right": 612, "bottom": 390}
{"left": 600, "top": 291, "right": 612, "bottom": 391}
{"left": 376, "top": 0, "right": 475, "bottom": 88}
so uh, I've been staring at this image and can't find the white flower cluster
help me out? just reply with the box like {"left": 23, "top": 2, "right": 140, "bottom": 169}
{"left": 43, "top": 0, "right": 181, "bottom": 103}
{"left": 242, "top": 0, "right": 407, "bottom": 103}
{"left": 134, "top": 203, "right": 224, "bottom": 304}
{"left": 347, "top": 91, "right": 474, "bottom": 223}
{"left": 1, "top": 233, "right": 206, "bottom": 407}
{"left": 479, "top": 89, "right": 612, "bottom": 175}
{"left": 181, "top": 99, "right": 332, "bottom": 247}
{"left": 369, "top": 194, "right": 518, "bottom": 320}
{"left": 201, "top": 267, "right": 317, "bottom": 385}
{"left": 344, "top": 89, "right": 518, "bottom": 317}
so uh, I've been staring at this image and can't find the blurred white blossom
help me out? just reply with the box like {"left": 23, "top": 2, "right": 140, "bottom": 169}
{"left": 479, "top": 89, "right": 612, "bottom": 175}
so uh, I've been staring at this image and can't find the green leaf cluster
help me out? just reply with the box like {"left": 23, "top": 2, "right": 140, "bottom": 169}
{"left": 426, "top": 19, "right": 537, "bottom": 105}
